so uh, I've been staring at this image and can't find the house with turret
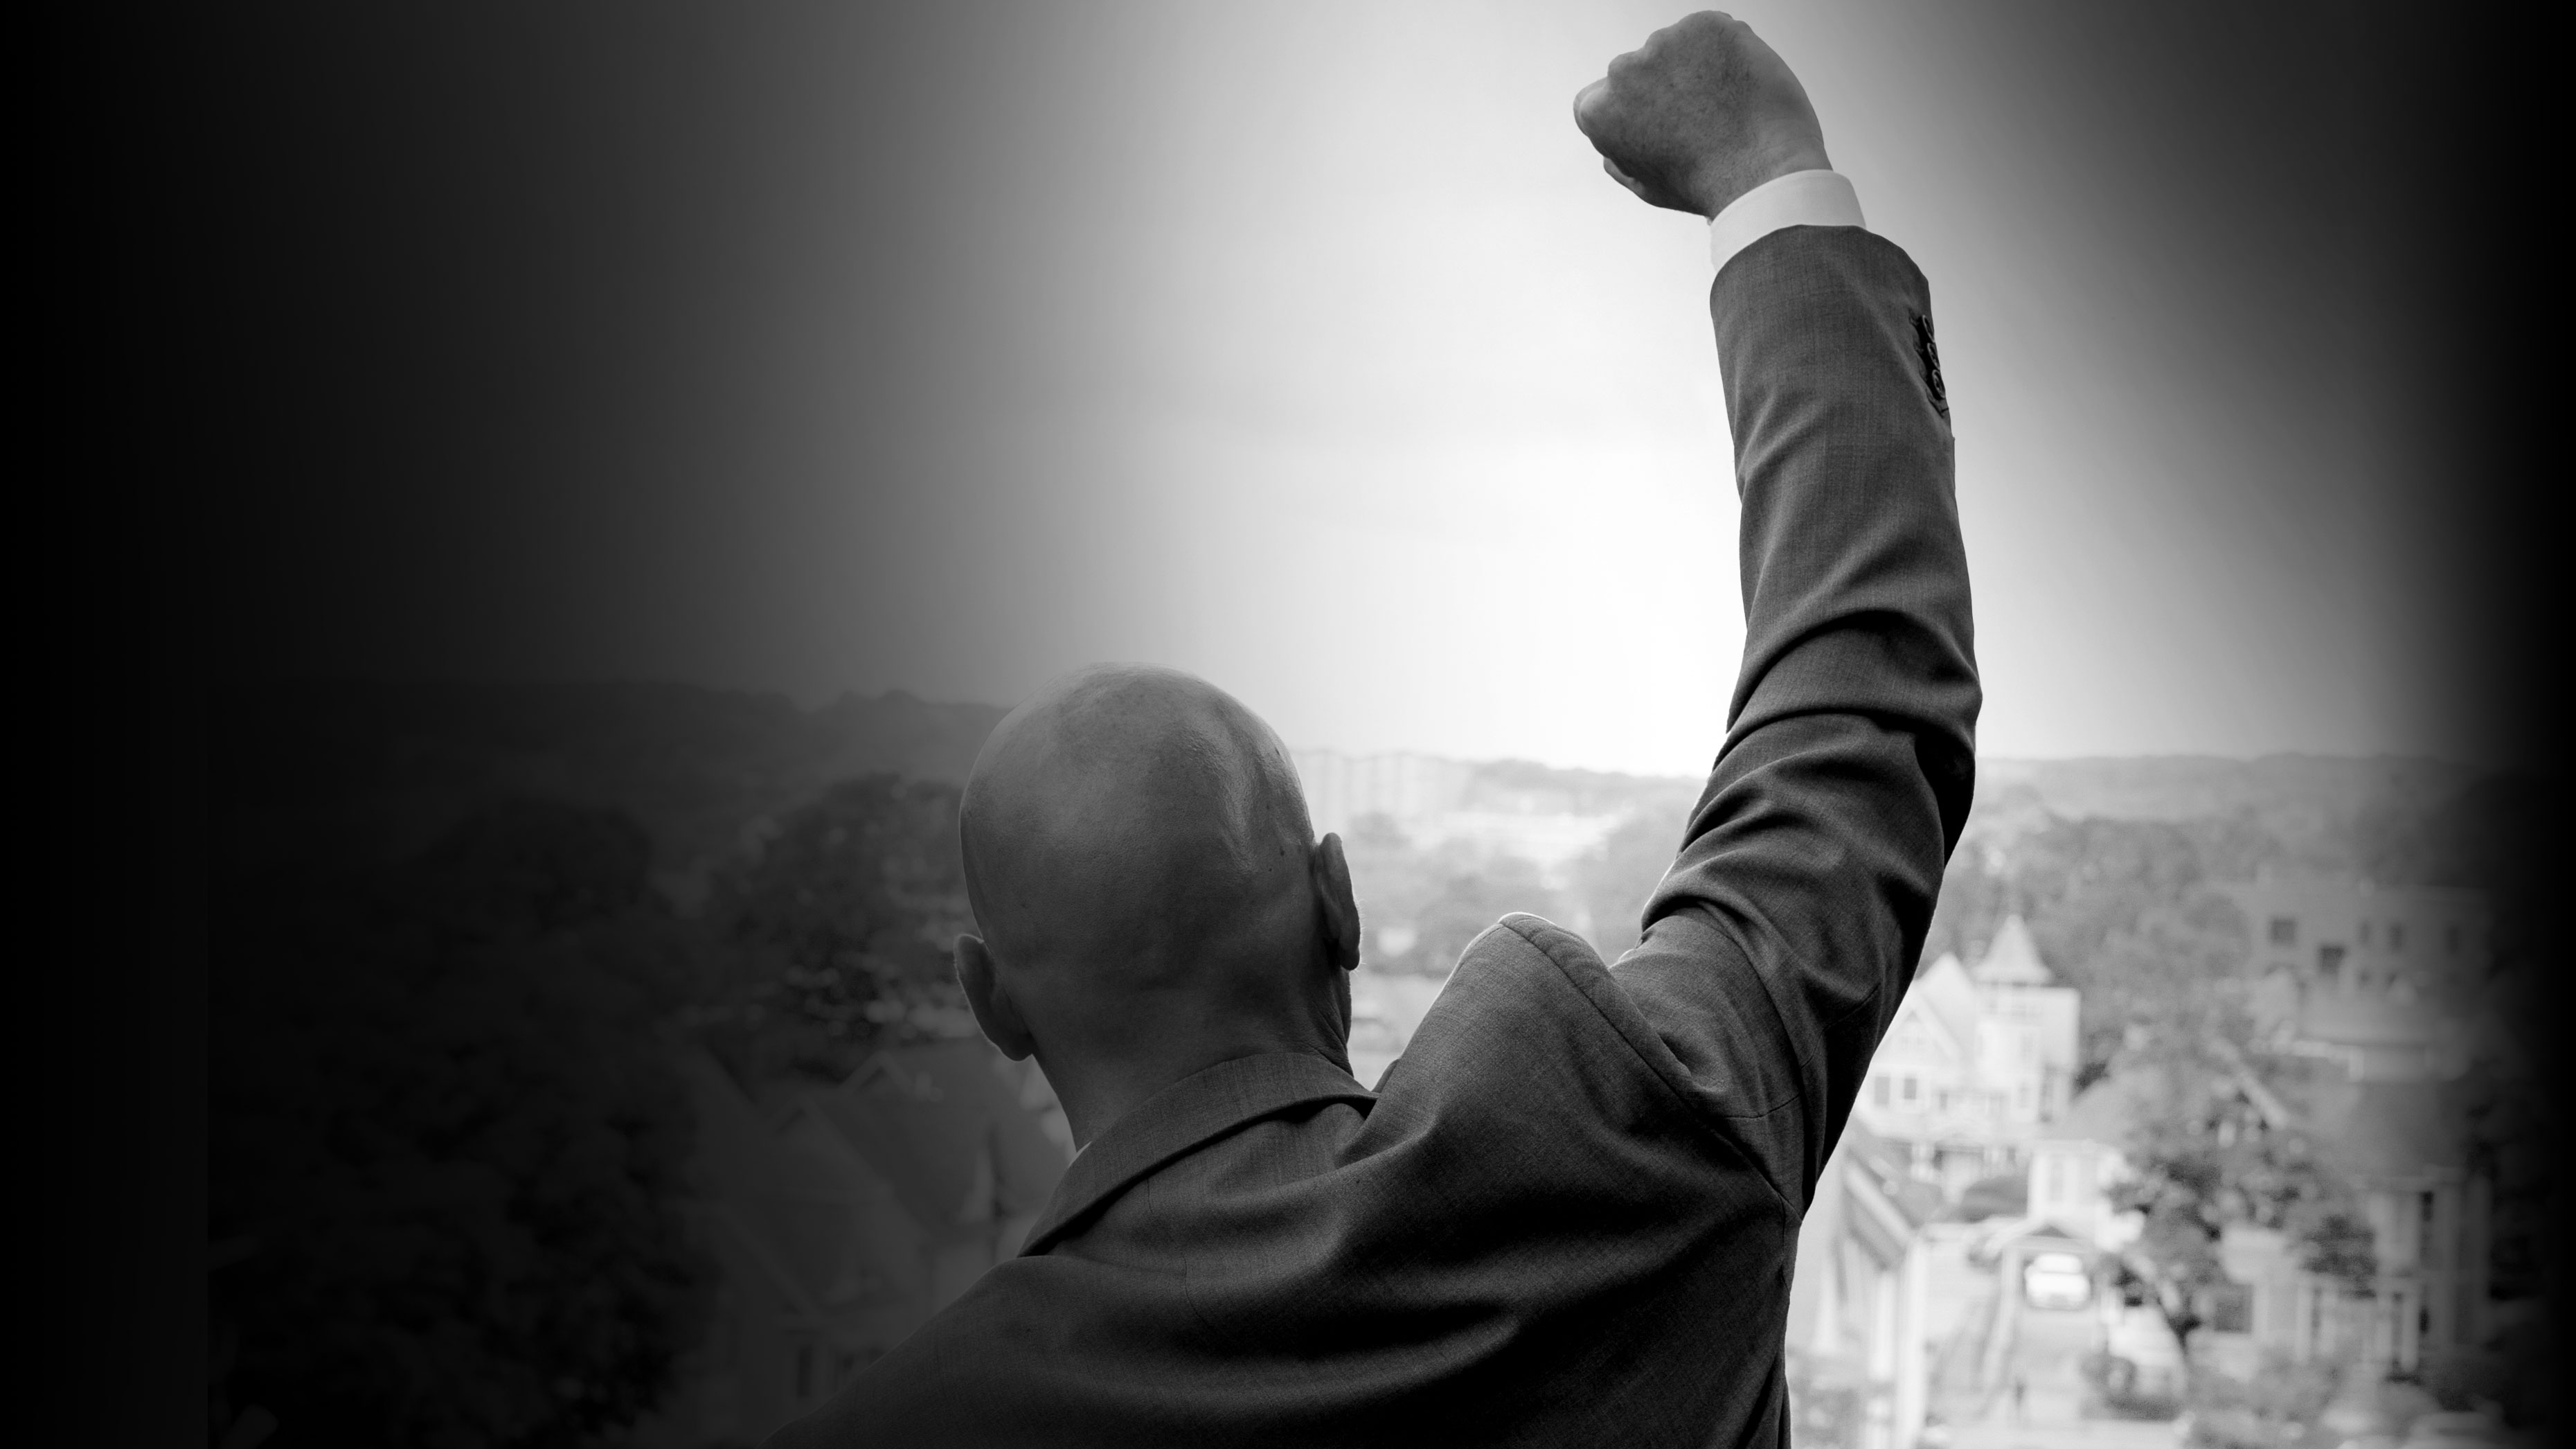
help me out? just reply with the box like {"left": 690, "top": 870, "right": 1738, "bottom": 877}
{"left": 1854, "top": 916, "right": 2082, "bottom": 1198}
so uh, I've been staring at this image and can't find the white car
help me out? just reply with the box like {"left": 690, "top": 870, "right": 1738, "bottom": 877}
{"left": 2021, "top": 1250, "right": 2092, "bottom": 1310}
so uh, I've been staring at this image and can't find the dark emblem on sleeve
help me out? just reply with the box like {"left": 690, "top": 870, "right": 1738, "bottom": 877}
{"left": 1913, "top": 312, "right": 1949, "bottom": 421}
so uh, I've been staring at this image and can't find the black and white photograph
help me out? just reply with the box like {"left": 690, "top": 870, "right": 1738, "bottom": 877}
{"left": 94, "top": 3, "right": 2565, "bottom": 1446}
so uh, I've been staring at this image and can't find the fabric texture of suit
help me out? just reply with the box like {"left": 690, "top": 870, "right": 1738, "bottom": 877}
{"left": 767, "top": 225, "right": 1980, "bottom": 1448}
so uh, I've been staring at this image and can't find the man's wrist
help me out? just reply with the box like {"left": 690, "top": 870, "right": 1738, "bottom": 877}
{"left": 1708, "top": 170, "right": 1866, "bottom": 275}
{"left": 1685, "top": 137, "right": 1833, "bottom": 220}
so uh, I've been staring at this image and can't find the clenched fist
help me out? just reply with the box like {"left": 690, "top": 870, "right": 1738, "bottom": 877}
{"left": 1574, "top": 12, "right": 1830, "bottom": 220}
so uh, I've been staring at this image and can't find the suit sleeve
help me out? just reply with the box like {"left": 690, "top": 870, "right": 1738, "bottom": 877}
{"left": 1608, "top": 225, "right": 1978, "bottom": 1212}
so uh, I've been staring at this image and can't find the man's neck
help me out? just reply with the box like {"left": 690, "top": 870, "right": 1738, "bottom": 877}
{"left": 1044, "top": 1028, "right": 1351, "bottom": 1150}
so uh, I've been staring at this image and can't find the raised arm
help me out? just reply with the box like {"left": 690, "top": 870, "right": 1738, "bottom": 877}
{"left": 1576, "top": 13, "right": 1979, "bottom": 1210}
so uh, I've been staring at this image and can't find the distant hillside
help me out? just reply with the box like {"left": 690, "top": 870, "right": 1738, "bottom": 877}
{"left": 1979, "top": 754, "right": 2476, "bottom": 824}
{"left": 1969, "top": 754, "right": 2490, "bottom": 887}
{"left": 1314, "top": 752, "right": 2483, "bottom": 835}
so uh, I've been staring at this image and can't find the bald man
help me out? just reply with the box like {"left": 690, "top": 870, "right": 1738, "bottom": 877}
{"left": 769, "top": 12, "right": 1976, "bottom": 1447}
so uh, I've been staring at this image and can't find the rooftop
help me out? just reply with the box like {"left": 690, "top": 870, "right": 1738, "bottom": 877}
{"left": 1971, "top": 914, "right": 2057, "bottom": 987}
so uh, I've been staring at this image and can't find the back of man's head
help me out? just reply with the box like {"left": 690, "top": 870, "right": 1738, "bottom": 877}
{"left": 956, "top": 665, "right": 1352, "bottom": 1119}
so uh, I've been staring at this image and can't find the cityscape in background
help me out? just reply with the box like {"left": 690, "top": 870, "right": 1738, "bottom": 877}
{"left": 1308, "top": 746, "right": 2541, "bottom": 1449}
{"left": 208, "top": 685, "right": 2546, "bottom": 1448}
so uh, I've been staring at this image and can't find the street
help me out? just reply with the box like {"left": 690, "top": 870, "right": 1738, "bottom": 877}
{"left": 1922, "top": 1227, "right": 2181, "bottom": 1449}
{"left": 1948, "top": 1303, "right": 2172, "bottom": 1449}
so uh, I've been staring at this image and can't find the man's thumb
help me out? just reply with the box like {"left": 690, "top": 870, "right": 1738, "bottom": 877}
{"left": 1571, "top": 78, "right": 1613, "bottom": 140}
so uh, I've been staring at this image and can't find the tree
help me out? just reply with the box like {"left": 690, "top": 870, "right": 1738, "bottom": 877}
{"left": 697, "top": 774, "right": 976, "bottom": 1080}
{"left": 2108, "top": 1042, "right": 2372, "bottom": 1361}
{"left": 1335, "top": 817, "right": 1573, "bottom": 975}
{"left": 2111, "top": 1132, "right": 2230, "bottom": 1353}
{"left": 1568, "top": 810, "right": 1689, "bottom": 959}
{"left": 1406, "top": 846, "right": 1566, "bottom": 974}
{"left": 2072, "top": 897, "right": 2252, "bottom": 1087}
{"left": 212, "top": 799, "right": 715, "bottom": 1448}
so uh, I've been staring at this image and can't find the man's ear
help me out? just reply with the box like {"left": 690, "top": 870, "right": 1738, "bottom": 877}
{"left": 1312, "top": 833, "right": 1361, "bottom": 973}
{"left": 954, "top": 934, "right": 1036, "bottom": 1060}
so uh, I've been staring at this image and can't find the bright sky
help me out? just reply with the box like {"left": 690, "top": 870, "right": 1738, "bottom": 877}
{"left": 233, "top": 3, "right": 2483, "bottom": 774}
{"left": 879, "top": 2, "right": 2467, "bottom": 772}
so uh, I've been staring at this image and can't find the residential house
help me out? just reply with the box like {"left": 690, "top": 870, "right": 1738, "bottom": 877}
{"left": 2024, "top": 1072, "right": 2145, "bottom": 1252}
{"left": 2273, "top": 1071, "right": 2492, "bottom": 1375}
{"left": 1855, "top": 917, "right": 2081, "bottom": 1198}
{"left": 1788, "top": 1120, "right": 1944, "bottom": 1449}
{"left": 2025, "top": 1050, "right": 2492, "bottom": 1376}
{"left": 2228, "top": 876, "right": 2506, "bottom": 1374}
{"left": 2229, "top": 878, "right": 2494, "bottom": 1083}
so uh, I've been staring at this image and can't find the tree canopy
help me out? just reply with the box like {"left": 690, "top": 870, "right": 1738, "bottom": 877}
{"left": 2105, "top": 1040, "right": 2374, "bottom": 1357}
{"left": 211, "top": 799, "right": 715, "bottom": 1448}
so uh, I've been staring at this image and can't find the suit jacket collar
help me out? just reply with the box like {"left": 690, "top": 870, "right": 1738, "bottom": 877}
{"left": 1020, "top": 1050, "right": 1376, "bottom": 1257}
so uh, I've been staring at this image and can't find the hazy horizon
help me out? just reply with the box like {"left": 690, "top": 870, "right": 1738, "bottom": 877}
{"left": 261, "top": 673, "right": 2498, "bottom": 781}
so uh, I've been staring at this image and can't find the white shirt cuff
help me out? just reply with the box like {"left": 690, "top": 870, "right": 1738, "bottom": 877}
{"left": 1708, "top": 170, "right": 1866, "bottom": 274}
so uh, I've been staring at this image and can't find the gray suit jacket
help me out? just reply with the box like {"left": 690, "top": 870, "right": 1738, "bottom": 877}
{"left": 770, "top": 225, "right": 1979, "bottom": 1448}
